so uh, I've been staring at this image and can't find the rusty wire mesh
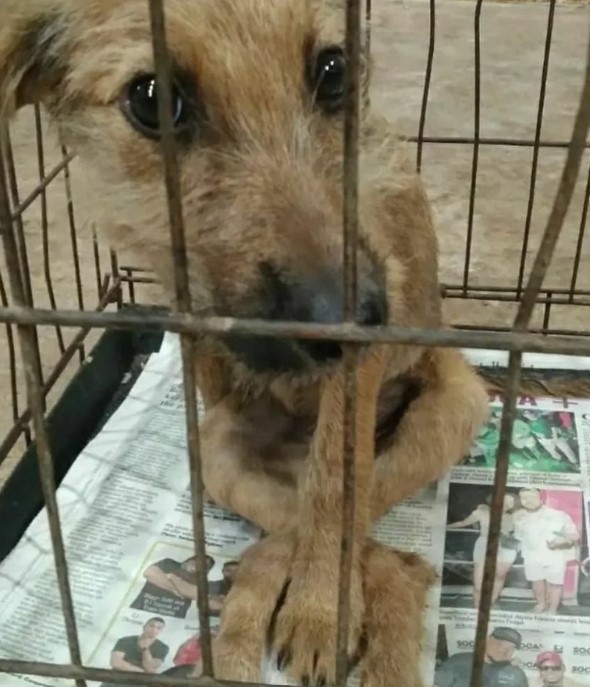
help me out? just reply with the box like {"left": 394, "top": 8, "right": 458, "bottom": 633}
{"left": 0, "top": 0, "right": 589, "bottom": 686}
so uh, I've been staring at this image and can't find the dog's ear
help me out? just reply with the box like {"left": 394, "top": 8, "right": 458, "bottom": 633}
{"left": 0, "top": 1, "right": 68, "bottom": 118}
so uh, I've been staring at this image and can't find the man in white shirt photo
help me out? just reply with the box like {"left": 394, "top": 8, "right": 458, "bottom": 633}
{"left": 513, "top": 488, "right": 580, "bottom": 613}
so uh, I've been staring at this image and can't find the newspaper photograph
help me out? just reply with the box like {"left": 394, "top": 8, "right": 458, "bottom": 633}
{"left": 0, "top": 333, "right": 589, "bottom": 687}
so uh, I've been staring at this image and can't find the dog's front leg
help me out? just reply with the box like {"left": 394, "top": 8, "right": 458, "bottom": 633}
{"left": 371, "top": 348, "right": 489, "bottom": 519}
{"left": 271, "top": 345, "right": 390, "bottom": 686}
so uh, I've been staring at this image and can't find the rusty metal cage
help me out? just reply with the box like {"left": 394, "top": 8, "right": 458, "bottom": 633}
{"left": 0, "top": 0, "right": 589, "bottom": 685}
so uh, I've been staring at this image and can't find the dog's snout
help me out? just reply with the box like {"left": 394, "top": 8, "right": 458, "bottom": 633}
{"left": 299, "top": 291, "right": 387, "bottom": 363}
{"left": 260, "top": 262, "right": 387, "bottom": 325}
{"left": 253, "top": 263, "right": 387, "bottom": 368}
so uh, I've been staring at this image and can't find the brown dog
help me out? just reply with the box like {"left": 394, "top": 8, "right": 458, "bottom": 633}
{"left": 0, "top": 0, "right": 489, "bottom": 685}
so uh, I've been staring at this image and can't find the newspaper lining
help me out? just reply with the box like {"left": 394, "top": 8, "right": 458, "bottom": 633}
{"left": 0, "top": 334, "right": 589, "bottom": 687}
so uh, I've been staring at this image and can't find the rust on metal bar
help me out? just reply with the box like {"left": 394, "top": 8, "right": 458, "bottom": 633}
{"left": 146, "top": 0, "right": 212, "bottom": 673}
{"left": 343, "top": 0, "right": 361, "bottom": 321}
{"left": 469, "top": 27, "right": 590, "bottom": 687}
{"left": 6, "top": 304, "right": 590, "bottom": 355}
{"left": 0, "top": 115, "right": 86, "bottom": 687}
{"left": 338, "top": 0, "right": 363, "bottom": 678}
{"left": 469, "top": 351, "right": 523, "bottom": 687}
{"left": 516, "top": 0, "right": 556, "bottom": 296}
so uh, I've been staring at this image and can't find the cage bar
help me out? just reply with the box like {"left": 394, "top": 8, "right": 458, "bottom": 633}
{"left": 336, "top": 0, "right": 363, "bottom": 678}
{"left": 416, "top": 0, "right": 436, "bottom": 172}
{"left": 147, "top": 0, "right": 213, "bottom": 673}
{"left": 35, "top": 105, "right": 66, "bottom": 355}
{"left": 60, "top": 139, "right": 86, "bottom": 362}
{"left": 516, "top": 0, "right": 557, "bottom": 296}
{"left": 462, "top": 0, "right": 483, "bottom": 294}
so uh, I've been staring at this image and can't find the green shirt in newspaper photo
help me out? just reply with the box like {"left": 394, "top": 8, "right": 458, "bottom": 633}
{"left": 434, "top": 628, "right": 529, "bottom": 687}
{"left": 463, "top": 407, "right": 580, "bottom": 474}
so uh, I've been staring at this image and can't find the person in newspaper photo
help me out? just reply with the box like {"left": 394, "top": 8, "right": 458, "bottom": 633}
{"left": 130, "top": 554, "right": 215, "bottom": 619}
{"left": 531, "top": 651, "right": 584, "bottom": 687}
{"left": 520, "top": 411, "right": 579, "bottom": 469}
{"left": 169, "top": 627, "right": 220, "bottom": 677}
{"left": 100, "top": 617, "right": 169, "bottom": 687}
{"left": 464, "top": 408, "right": 579, "bottom": 474}
{"left": 513, "top": 488, "right": 581, "bottom": 613}
{"left": 434, "top": 627, "right": 528, "bottom": 687}
{"left": 208, "top": 560, "right": 240, "bottom": 614}
{"left": 447, "top": 493, "right": 521, "bottom": 609}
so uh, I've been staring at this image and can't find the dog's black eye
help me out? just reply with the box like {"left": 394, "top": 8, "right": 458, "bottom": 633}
{"left": 312, "top": 48, "right": 346, "bottom": 112}
{"left": 124, "top": 74, "right": 187, "bottom": 139}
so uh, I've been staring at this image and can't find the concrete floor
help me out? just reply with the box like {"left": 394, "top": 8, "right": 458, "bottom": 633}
{"left": 1, "top": 0, "right": 590, "bottom": 481}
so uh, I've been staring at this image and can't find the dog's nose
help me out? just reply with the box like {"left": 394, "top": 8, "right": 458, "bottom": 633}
{"left": 255, "top": 263, "right": 387, "bottom": 368}
{"left": 357, "top": 291, "right": 388, "bottom": 327}
{"left": 298, "top": 291, "right": 388, "bottom": 362}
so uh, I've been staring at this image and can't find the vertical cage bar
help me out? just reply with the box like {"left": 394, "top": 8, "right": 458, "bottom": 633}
{"left": 126, "top": 268, "right": 136, "bottom": 304}
{"left": 416, "top": 0, "right": 436, "bottom": 173}
{"left": 343, "top": 0, "right": 361, "bottom": 321}
{"left": 462, "top": 0, "right": 483, "bottom": 293}
{"left": 0, "top": 266, "right": 28, "bottom": 452}
{"left": 542, "top": 291, "right": 552, "bottom": 332}
{"left": 110, "top": 249, "right": 123, "bottom": 309}
{"left": 569, "top": 162, "right": 590, "bottom": 300}
{"left": 516, "top": 0, "right": 556, "bottom": 296}
{"left": 146, "top": 0, "right": 213, "bottom": 674}
{"left": 0, "top": 130, "right": 86, "bottom": 687}
{"left": 35, "top": 105, "right": 66, "bottom": 354}
{"left": 3, "top": 125, "right": 45, "bottom": 393}
{"left": 470, "top": 31, "right": 590, "bottom": 687}
{"left": 337, "top": 0, "right": 362, "bottom": 682}
{"left": 60, "top": 140, "right": 85, "bottom": 362}
{"left": 469, "top": 351, "right": 522, "bottom": 687}
{"left": 365, "top": 0, "right": 372, "bottom": 69}
{"left": 92, "top": 224, "right": 104, "bottom": 300}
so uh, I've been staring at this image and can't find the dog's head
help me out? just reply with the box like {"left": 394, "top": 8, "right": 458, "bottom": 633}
{"left": 0, "top": 0, "right": 441, "bottom": 376}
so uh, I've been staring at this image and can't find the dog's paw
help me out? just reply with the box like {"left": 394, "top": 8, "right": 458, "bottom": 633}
{"left": 214, "top": 631, "right": 263, "bottom": 682}
{"left": 272, "top": 568, "right": 364, "bottom": 686}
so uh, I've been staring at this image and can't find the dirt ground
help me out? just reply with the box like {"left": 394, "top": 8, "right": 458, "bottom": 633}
{"left": 1, "top": 0, "right": 590, "bottom": 482}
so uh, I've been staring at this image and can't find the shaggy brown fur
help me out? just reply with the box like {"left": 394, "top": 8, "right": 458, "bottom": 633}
{"left": 0, "top": 1, "right": 490, "bottom": 685}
